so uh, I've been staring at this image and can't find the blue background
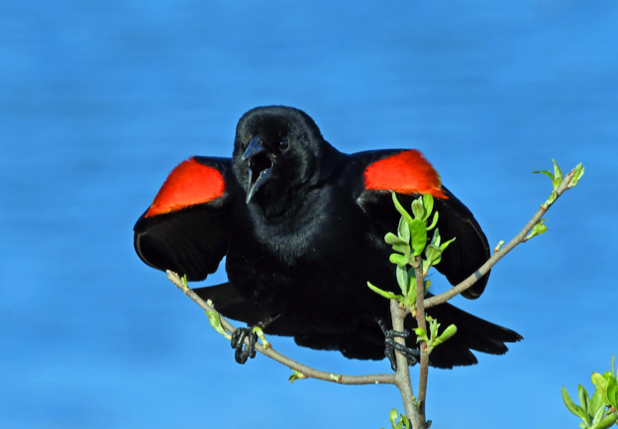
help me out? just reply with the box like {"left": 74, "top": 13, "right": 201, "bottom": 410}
{"left": 1, "top": 1, "right": 617, "bottom": 428}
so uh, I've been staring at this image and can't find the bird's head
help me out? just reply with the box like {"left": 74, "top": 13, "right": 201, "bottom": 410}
{"left": 233, "top": 106, "right": 335, "bottom": 217}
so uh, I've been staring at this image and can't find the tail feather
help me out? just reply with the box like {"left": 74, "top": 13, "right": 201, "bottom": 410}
{"left": 419, "top": 301, "right": 522, "bottom": 368}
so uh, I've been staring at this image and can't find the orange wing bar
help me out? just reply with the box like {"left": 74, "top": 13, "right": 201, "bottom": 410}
{"left": 364, "top": 150, "right": 447, "bottom": 199}
{"left": 145, "top": 158, "right": 226, "bottom": 217}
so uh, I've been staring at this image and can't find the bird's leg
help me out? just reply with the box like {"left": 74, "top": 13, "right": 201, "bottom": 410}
{"left": 376, "top": 318, "right": 420, "bottom": 371}
{"left": 230, "top": 314, "right": 281, "bottom": 364}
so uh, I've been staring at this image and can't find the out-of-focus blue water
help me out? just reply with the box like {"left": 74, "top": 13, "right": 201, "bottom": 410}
{"left": 1, "top": 1, "right": 616, "bottom": 428}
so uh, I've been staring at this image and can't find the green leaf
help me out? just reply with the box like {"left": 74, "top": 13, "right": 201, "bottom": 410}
{"left": 288, "top": 369, "right": 306, "bottom": 383}
{"left": 433, "top": 324, "right": 457, "bottom": 348}
{"left": 423, "top": 194, "right": 434, "bottom": 221}
{"left": 425, "top": 244, "right": 442, "bottom": 267}
{"left": 401, "top": 414, "right": 410, "bottom": 429}
{"left": 252, "top": 326, "right": 270, "bottom": 349}
{"left": 579, "top": 385, "right": 590, "bottom": 413}
{"left": 611, "top": 355, "right": 616, "bottom": 379}
{"left": 609, "top": 395, "right": 618, "bottom": 413}
{"left": 422, "top": 258, "right": 431, "bottom": 277}
{"left": 552, "top": 159, "right": 564, "bottom": 187}
{"left": 569, "top": 163, "right": 585, "bottom": 188}
{"left": 533, "top": 169, "right": 554, "bottom": 180}
{"left": 594, "top": 413, "right": 617, "bottom": 429}
{"left": 407, "top": 266, "right": 417, "bottom": 279}
{"left": 391, "top": 243, "right": 410, "bottom": 255}
{"left": 390, "top": 253, "right": 409, "bottom": 267}
{"left": 398, "top": 218, "right": 411, "bottom": 244}
{"left": 411, "top": 197, "right": 425, "bottom": 220}
{"left": 591, "top": 405, "right": 606, "bottom": 428}
{"left": 205, "top": 306, "right": 232, "bottom": 340}
{"left": 405, "top": 268, "right": 418, "bottom": 304}
{"left": 367, "top": 282, "right": 401, "bottom": 301}
{"left": 592, "top": 373, "right": 608, "bottom": 391}
{"left": 606, "top": 376, "right": 618, "bottom": 410}
{"left": 427, "top": 211, "right": 439, "bottom": 230}
{"left": 176, "top": 273, "right": 190, "bottom": 293}
{"left": 414, "top": 328, "right": 428, "bottom": 343}
{"left": 409, "top": 219, "right": 427, "bottom": 256}
{"left": 385, "top": 232, "right": 407, "bottom": 246}
{"left": 430, "top": 227, "right": 441, "bottom": 247}
{"left": 494, "top": 240, "right": 505, "bottom": 252}
{"left": 440, "top": 236, "right": 456, "bottom": 252}
{"left": 545, "top": 190, "right": 558, "bottom": 207}
{"left": 392, "top": 193, "right": 413, "bottom": 225}
{"left": 526, "top": 218, "right": 548, "bottom": 241}
{"left": 589, "top": 388, "right": 606, "bottom": 417}
{"left": 405, "top": 289, "right": 416, "bottom": 309}
{"left": 396, "top": 266, "right": 408, "bottom": 296}
{"left": 563, "top": 386, "right": 591, "bottom": 424}
{"left": 389, "top": 409, "right": 398, "bottom": 426}
{"left": 427, "top": 315, "right": 439, "bottom": 341}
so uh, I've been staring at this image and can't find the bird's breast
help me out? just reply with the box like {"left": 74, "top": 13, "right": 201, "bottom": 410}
{"left": 226, "top": 193, "right": 393, "bottom": 329}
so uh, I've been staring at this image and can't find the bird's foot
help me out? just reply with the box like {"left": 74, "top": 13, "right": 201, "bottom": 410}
{"left": 377, "top": 318, "right": 419, "bottom": 371}
{"left": 230, "top": 315, "right": 280, "bottom": 364}
{"left": 231, "top": 327, "right": 258, "bottom": 364}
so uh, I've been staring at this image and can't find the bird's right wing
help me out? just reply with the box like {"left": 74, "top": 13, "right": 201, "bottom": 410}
{"left": 351, "top": 149, "right": 491, "bottom": 299}
{"left": 134, "top": 156, "right": 238, "bottom": 281}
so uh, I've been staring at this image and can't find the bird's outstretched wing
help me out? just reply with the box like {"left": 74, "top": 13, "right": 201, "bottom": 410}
{"left": 134, "top": 156, "right": 237, "bottom": 281}
{"left": 352, "top": 149, "right": 490, "bottom": 299}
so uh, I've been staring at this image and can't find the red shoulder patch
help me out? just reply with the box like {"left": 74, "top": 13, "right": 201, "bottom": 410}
{"left": 145, "top": 158, "right": 225, "bottom": 218}
{"left": 364, "top": 150, "right": 448, "bottom": 199}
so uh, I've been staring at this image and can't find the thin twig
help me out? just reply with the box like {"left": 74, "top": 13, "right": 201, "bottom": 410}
{"left": 413, "top": 258, "right": 429, "bottom": 429}
{"left": 390, "top": 299, "right": 418, "bottom": 429}
{"left": 424, "top": 167, "right": 578, "bottom": 309}
{"left": 167, "top": 271, "right": 396, "bottom": 386}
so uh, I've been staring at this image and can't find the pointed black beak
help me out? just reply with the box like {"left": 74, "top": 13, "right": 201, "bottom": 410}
{"left": 242, "top": 136, "right": 274, "bottom": 204}
{"left": 242, "top": 136, "right": 265, "bottom": 160}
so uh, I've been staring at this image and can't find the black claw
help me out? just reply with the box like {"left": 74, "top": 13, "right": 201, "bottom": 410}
{"left": 376, "top": 318, "right": 419, "bottom": 371}
{"left": 231, "top": 327, "right": 258, "bottom": 364}
{"left": 385, "top": 343, "right": 398, "bottom": 371}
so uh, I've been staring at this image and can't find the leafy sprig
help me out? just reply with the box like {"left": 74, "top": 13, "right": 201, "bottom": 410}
{"left": 368, "top": 193, "right": 455, "bottom": 310}
{"left": 562, "top": 355, "right": 618, "bottom": 429}
{"left": 534, "top": 160, "right": 584, "bottom": 208}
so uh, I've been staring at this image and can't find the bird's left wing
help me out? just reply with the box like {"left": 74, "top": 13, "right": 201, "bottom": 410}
{"left": 134, "top": 156, "right": 238, "bottom": 281}
{"left": 351, "top": 149, "right": 491, "bottom": 299}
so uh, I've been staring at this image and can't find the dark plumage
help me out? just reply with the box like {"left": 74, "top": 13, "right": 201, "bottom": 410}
{"left": 134, "top": 106, "right": 521, "bottom": 369}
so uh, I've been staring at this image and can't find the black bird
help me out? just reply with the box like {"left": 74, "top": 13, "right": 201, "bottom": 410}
{"left": 134, "top": 106, "right": 521, "bottom": 369}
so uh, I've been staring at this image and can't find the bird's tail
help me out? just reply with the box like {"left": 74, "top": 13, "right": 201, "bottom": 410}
{"left": 418, "top": 301, "right": 522, "bottom": 369}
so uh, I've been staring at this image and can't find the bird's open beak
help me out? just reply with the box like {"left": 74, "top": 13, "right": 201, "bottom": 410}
{"left": 242, "top": 136, "right": 274, "bottom": 204}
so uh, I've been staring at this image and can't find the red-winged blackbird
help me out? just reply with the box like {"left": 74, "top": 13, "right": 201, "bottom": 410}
{"left": 134, "top": 106, "right": 521, "bottom": 369}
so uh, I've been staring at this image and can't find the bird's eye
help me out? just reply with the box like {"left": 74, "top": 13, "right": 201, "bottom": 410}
{"left": 279, "top": 139, "right": 289, "bottom": 151}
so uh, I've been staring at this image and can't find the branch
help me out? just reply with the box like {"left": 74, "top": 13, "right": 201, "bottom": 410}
{"left": 413, "top": 259, "right": 429, "bottom": 429}
{"left": 424, "top": 166, "right": 579, "bottom": 309}
{"left": 390, "top": 299, "right": 418, "bottom": 429}
{"left": 166, "top": 271, "right": 396, "bottom": 386}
